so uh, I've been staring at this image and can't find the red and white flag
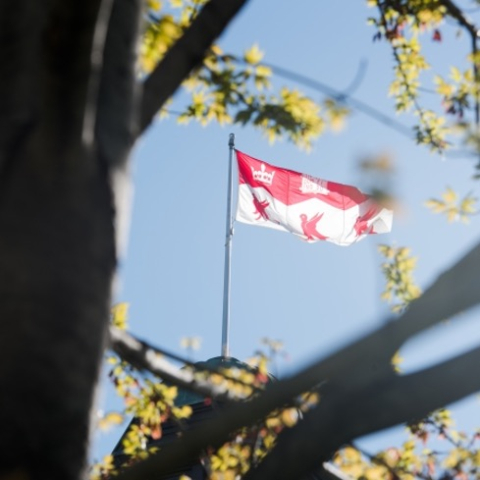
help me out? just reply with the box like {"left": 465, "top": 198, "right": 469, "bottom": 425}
{"left": 235, "top": 150, "right": 393, "bottom": 246}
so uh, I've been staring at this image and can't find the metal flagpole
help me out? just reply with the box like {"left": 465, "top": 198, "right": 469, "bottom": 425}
{"left": 221, "top": 133, "right": 235, "bottom": 358}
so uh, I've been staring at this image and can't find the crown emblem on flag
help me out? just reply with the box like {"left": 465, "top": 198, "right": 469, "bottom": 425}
{"left": 251, "top": 163, "right": 275, "bottom": 185}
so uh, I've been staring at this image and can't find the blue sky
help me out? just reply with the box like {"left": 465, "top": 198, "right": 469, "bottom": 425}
{"left": 93, "top": 0, "right": 480, "bottom": 462}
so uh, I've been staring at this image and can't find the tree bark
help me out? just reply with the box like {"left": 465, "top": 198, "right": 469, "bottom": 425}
{"left": 0, "top": 0, "right": 250, "bottom": 477}
{"left": 0, "top": 1, "right": 117, "bottom": 479}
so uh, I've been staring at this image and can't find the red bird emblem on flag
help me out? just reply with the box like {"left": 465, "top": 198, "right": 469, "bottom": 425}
{"left": 300, "top": 213, "right": 328, "bottom": 241}
{"left": 252, "top": 194, "right": 270, "bottom": 220}
{"left": 354, "top": 206, "right": 379, "bottom": 236}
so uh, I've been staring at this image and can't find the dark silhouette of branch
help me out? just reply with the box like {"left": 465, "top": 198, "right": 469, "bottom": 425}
{"left": 93, "top": 0, "right": 143, "bottom": 257}
{"left": 109, "top": 326, "right": 258, "bottom": 401}
{"left": 440, "top": 0, "right": 480, "bottom": 125}
{"left": 441, "top": 0, "right": 478, "bottom": 37}
{"left": 245, "top": 345, "right": 480, "bottom": 480}
{"left": 312, "top": 463, "right": 353, "bottom": 480}
{"left": 94, "top": 0, "right": 141, "bottom": 167}
{"left": 139, "top": 0, "right": 250, "bottom": 134}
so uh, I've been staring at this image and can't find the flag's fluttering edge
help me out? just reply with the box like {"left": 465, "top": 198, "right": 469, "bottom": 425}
{"left": 235, "top": 150, "right": 393, "bottom": 246}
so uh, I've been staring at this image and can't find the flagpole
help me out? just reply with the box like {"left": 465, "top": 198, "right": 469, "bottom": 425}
{"left": 221, "top": 133, "right": 235, "bottom": 358}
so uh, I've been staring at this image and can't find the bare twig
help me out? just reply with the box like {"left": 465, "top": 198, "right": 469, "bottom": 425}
{"left": 441, "top": 0, "right": 478, "bottom": 37}
{"left": 251, "top": 59, "right": 414, "bottom": 139}
{"left": 440, "top": 0, "right": 480, "bottom": 125}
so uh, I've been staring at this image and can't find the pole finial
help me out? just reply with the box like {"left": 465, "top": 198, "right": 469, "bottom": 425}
{"left": 228, "top": 133, "right": 235, "bottom": 148}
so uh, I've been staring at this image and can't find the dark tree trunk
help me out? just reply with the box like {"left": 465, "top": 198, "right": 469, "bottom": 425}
{"left": 0, "top": 1, "right": 117, "bottom": 478}
{"left": 0, "top": 0, "right": 248, "bottom": 477}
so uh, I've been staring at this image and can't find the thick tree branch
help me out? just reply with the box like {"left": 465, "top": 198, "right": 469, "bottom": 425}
{"left": 95, "top": 0, "right": 141, "bottom": 165}
{"left": 139, "top": 0, "right": 249, "bottom": 134}
{"left": 109, "top": 326, "right": 255, "bottom": 402}
{"left": 314, "top": 463, "right": 353, "bottom": 480}
{"left": 245, "top": 346, "right": 480, "bottom": 480}
{"left": 94, "top": 0, "right": 142, "bottom": 257}
{"left": 115, "top": 238, "right": 480, "bottom": 480}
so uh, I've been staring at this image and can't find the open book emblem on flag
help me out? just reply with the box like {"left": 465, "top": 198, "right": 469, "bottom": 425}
{"left": 300, "top": 175, "right": 329, "bottom": 195}
{"left": 235, "top": 150, "right": 393, "bottom": 246}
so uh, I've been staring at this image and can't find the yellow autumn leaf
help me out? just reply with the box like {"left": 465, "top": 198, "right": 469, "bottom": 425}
{"left": 425, "top": 198, "right": 445, "bottom": 214}
{"left": 442, "top": 187, "right": 457, "bottom": 204}
{"left": 244, "top": 44, "right": 264, "bottom": 65}
{"left": 434, "top": 76, "right": 454, "bottom": 97}
{"left": 391, "top": 351, "right": 403, "bottom": 373}
{"left": 450, "top": 66, "right": 462, "bottom": 82}
{"left": 148, "top": 0, "right": 162, "bottom": 10}
{"left": 255, "top": 65, "right": 272, "bottom": 78}
{"left": 447, "top": 208, "right": 458, "bottom": 222}
{"left": 280, "top": 408, "right": 299, "bottom": 427}
{"left": 111, "top": 302, "right": 129, "bottom": 329}
{"left": 364, "top": 465, "right": 387, "bottom": 480}
{"left": 98, "top": 412, "right": 124, "bottom": 431}
{"left": 343, "top": 446, "right": 362, "bottom": 462}
{"left": 461, "top": 196, "right": 477, "bottom": 213}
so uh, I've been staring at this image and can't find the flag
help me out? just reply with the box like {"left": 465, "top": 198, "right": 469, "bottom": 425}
{"left": 235, "top": 150, "right": 393, "bottom": 246}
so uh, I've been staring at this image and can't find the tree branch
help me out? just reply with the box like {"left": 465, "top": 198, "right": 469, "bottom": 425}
{"left": 441, "top": 0, "right": 478, "bottom": 37}
{"left": 94, "top": 0, "right": 141, "bottom": 165}
{"left": 139, "top": 0, "right": 249, "bottom": 134}
{"left": 440, "top": 0, "right": 480, "bottom": 124}
{"left": 245, "top": 345, "right": 480, "bottom": 480}
{"left": 93, "top": 0, "right": 142, "bottom": 257}
{"left": 109, "top": 327, "right": 256, "bottom": 402}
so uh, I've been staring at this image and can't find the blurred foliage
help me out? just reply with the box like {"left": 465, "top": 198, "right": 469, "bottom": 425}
{"left": 334, "top": 408, "right": 480, "bottom": 480}
{"left": 368, "top": 0, "right": 452, "bottom": 152}
{"left": 378, "top": 244, "right": 422, "bottom": 313}
{"left": 95, "top": 307, "right": 480, "bottom": 480}
{"left": 367, "top": 0, "right": 480, "bottom": 156}
{"left": 111, "top": 303, "right": 129, "bottom": 330}
{"left": 358, "top": 152, "right": 399, "bottom": 212}
{"left": 425, "top": 186, "right": 477, "bottom": 222}
{"left": 91, "top": 327, "right": 318, "bottom": 479}
{"left": 140, "top": 0, "right": 348, "bottom": 149}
